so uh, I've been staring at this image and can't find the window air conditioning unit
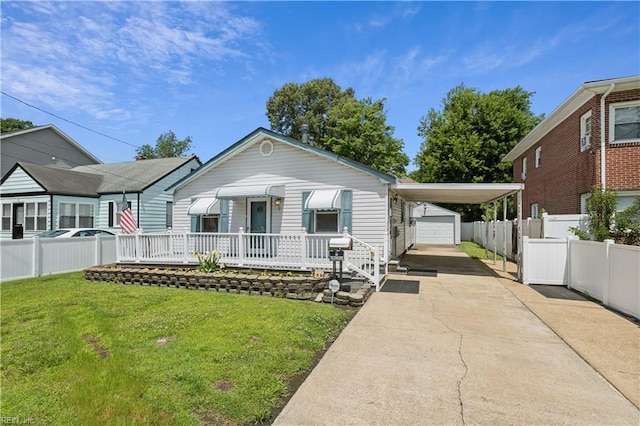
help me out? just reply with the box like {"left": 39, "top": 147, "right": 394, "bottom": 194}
{"left": 581, "top": 135, "right": 590, "bottom": 149}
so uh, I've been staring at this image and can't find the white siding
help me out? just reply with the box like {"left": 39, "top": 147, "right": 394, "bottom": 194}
{"left": 174, "top": 139, "right": 390, "bottom": 254}
{"left": 0, "top": 167, "right": 44, "bottom": 194}
{"left": 0, "top": 195, "right": 50, "bottom": 239}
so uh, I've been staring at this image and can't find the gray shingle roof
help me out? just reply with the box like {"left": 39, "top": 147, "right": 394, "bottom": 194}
{"left": 72, "top": 156, "right": 197, "bottom": 193}
{"left": 8, "top": 156, "right": 197, "bottom": 196}
{"left": 19, "top": 163, "right": 104, "bottom": 196}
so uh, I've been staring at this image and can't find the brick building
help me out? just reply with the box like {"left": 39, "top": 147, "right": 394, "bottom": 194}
{"left": 503, "top": 76, "right": 640, "bottom": 218}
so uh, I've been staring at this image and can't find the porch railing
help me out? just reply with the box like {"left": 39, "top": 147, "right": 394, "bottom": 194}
{"left": 116, "top": 228, "right": 382, "bottom": 289}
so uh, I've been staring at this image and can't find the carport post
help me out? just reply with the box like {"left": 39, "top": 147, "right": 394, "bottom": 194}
{"left": 484, "top": 204, "right": 489, "bottom": 260}
{"left": 503, "top": 196, "right": 507, "bottom": 272}
{"left": 493, "top": 200, "right": 497, "bottom": 265}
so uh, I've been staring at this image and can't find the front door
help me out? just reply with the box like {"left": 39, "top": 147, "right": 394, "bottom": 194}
{"left": 248, "top": 199, "right": 269, "bottom": 255}
{"left": 12, "top": 203, "right": 24, "bottom": 239}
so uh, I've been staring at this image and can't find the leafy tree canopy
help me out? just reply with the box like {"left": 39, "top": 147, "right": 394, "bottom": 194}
{"left": 136, "top": 131, "right": 192, "bottom": 159}
{"left": 266, "top": 78, "right": 408, "bottom": 175}
{"left": 411, "top": 84, "right": 543, "bottom": 220}
{"left": 1, "top": 117, "right": 35, "bottom": 133}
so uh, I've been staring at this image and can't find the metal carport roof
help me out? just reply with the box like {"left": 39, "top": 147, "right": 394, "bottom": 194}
{"left": 391, "top": 183, "right": 524, "bottom": 204}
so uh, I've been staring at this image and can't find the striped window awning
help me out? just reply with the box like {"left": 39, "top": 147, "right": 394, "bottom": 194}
{"left": 304, "top": 189, "right": 343, "bottom": 210}
{"left": 215, "top": 184, "right": 285, "bottom": 199}
{"left": 187, "top": 198, "right": 220, "bottom": 215}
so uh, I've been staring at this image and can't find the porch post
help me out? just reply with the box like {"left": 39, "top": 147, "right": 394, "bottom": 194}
{"left": 300, "top": 227, "right": 307, "bottom": 270}
{"left": 238, "top": 227, "right": 245, "bottom": 266}
{"left": 503, "top": 196, "right": 507, "bottom": 272}
{"left": 374, "top": 245, "right": 380, "bottom": 292}
{"left": 135, "top": 233, "right": 142, "bottom": 263}
{"left": 182, "top": 231, "right": 189, "bottom": 264}
{"left": 116, "top": 234, "right": 121, "bottom": 263}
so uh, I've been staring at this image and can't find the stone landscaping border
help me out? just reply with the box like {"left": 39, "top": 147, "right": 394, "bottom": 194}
{"left": 83, "top": 265, "right": 373, "bottom": 307}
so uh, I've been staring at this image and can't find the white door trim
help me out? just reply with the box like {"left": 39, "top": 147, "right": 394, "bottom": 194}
{"left": 247, "top": 197, "right": 271, "bottom": 234}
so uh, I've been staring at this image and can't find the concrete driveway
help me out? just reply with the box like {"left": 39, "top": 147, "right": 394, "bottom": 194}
{"left": 274, "top": 245, "right": 639, "bottom": 425}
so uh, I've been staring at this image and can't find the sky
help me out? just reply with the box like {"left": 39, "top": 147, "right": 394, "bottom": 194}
{"left": 1, "top": 1, "right": 639, "bottom": 173}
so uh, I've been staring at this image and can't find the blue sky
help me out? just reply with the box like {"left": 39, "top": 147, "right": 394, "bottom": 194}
{"left": 1, "top": 1, "right": 638, "bottom": 172}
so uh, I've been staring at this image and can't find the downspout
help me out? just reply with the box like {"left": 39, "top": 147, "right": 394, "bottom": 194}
{"left": 600, "top": 83, "right": 615, "bottom": 190}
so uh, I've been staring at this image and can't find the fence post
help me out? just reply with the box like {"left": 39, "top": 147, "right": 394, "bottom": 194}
{"left": 238, "top": 227, "right": 245, "bottom": 266}
{"left": 32, "top": 236, "right": 40, "bottom": 278}
{"left": 566, "top": 236, "right": 579, "bottom": 289}
{"left": 522, "top": 236, "right": 529, "bottom": 285}
{"left": 300, "top": 227, "right": 307, "bottom": 270}
{"left": 603, "top": 239, "right": 614, "bottom": 305}
{"left": 95, "top": 233, "right": 102, "bottom": 266}
{"left": 116, "top": 234, "right": 121, "bottom": 263}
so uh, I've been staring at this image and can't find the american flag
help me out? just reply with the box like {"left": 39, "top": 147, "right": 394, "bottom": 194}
{"left": 120, "top": 193, "right": 138, "bottom": 234}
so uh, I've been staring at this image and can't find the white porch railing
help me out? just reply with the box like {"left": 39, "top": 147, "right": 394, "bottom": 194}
{"left": 116, "top": 228, "right": 382, "bottom": 290}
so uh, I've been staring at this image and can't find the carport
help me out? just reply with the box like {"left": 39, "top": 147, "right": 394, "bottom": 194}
{"left": 391, "top": 182, "right": 524, "bottom": 279}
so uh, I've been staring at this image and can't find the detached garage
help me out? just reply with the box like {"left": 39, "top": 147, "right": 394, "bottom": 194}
{"left": 412, "top": 203, "right": 461, "bottom": 245}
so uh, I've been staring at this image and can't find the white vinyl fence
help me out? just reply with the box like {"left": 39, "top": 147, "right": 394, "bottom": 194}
{"left": 522, "top": 237, "right": 640, "bottom": 320}
{"left": 463, "top": 214, "right": 589, "bottom": 260}
{"left": 1, "top": 235, "right": 116, "bottom": 282}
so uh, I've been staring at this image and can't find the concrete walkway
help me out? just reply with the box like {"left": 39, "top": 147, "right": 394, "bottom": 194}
{"left": 274, "top": 245, "right": 639, "bottom": 425}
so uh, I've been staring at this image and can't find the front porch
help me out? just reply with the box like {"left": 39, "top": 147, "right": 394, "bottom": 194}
{"left": 116, "top": 228, "right": 384, "bottom": 290}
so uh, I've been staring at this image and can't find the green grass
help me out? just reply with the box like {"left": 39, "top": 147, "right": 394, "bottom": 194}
{"left": 1, "top": 272, "right": 352, "bottom": 425}
{"left": 459, "top": 241, "right": 504, "bottom": 261}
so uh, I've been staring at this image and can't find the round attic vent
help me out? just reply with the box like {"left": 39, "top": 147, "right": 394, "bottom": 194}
{"left": 260, "top": 140, "right": 274, "bottom": 156}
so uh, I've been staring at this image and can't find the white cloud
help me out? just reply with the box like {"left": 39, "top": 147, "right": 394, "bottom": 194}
{"left": 0, "top": 1, "right": 266, "bottom": 121}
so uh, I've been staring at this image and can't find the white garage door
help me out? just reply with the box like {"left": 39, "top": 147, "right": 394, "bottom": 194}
{"left": 415, "top": 216, "right": 455, "bottom": 244}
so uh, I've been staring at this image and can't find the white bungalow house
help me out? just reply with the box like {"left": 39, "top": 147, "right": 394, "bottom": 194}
{"left": 116, "top": 128, "right": 414, "bottom": 287}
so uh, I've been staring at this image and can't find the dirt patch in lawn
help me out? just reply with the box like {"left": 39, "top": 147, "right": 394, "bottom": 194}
{"left": 82, "top": 334, "right": 109, "bottom": 359}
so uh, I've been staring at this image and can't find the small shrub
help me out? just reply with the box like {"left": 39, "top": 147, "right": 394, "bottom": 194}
{"left": 194, "top": 250, "right": 221, "bottom": 273}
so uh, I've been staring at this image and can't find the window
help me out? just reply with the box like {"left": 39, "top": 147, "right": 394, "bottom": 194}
{"left": 531, "top": 203, "right": 539, "bottom": 219}
{"left": 1, "top": 204, "right": 10, "bottom": 230}
{"left": 24, "top": 202, "right": 47, "bottom": 231}
{"left": 610, "top": 100, "right": 640, "bottom": 143}
{"left": 521, "top": 157, "right": 527, "bottom": 180}
{"left": 202, "top": 215, "right": 219, "bottom": 233}
{"left": 580, "top": 111, "right": 592, "bottom": 151}
{"left": 315, "top": 211, "right": 339, "bottom": 233}
{"left": 109, "top": 200, "right": 131, "bottom": 227}
{"left": 400, "top": 200, "right": 406, "bottom": 223}
{"left": 535, "top": 147, "right": 542, "bottom": 168}
{"left": 166, "top": 202, "right": 173, "bottom": 228}
{"left": 59, "top": 202, "right": 94, "bottom": 228}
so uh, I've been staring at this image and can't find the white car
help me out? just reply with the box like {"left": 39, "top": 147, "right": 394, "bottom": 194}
{"left": 35, "top": 228, "right": 116, "bottom": 238}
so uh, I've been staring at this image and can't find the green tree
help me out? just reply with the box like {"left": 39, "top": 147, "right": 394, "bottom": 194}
{"left": 1, "top": 117, "right": 35, "bottom": 133}
{"left": 613, "top": 197, "right": 640, "bottom": 245}
{"left": 266, "top": 79, "right": 408, "bottom": 175}
{"left": 411, "top": 84, "right": 543, "bottom": 220}
{"left": 324, "top": 97, "right": 409, "bottom": 175}
{"left": 266, "top": 78, "right": 355, "bottom": 144}
{"left": 136, "top": 131, "right": 192, "bottom": 159}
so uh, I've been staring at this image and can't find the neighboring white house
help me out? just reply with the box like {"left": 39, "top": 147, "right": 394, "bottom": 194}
{"left": 411, "top": 203, "right": 461, "bottom": 245}
{"left": 168, "top": 127, "right": 415, "bottom": 262}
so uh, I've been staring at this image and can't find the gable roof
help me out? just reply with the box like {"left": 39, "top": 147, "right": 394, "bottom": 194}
{"left": 1, "top": 124, "right": 103, "bottom": 165}
{"left": 169, "top": 127, "right": 398, "bottom": 191}
{"left": 503, "top": 75, "right": 640, "bottom": 162}
{"left": 73, "top": 156, "right": 200, "bottom": 193}
{"left": 2, "top": 162, "right": 104, "bottom": 196}
{"left": 1, "top": 156, "right": 199, "bottom": 196}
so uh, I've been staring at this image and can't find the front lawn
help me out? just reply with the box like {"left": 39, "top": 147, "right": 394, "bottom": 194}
{"left": 1, "top": 272, "right": 352, "bottom": 425}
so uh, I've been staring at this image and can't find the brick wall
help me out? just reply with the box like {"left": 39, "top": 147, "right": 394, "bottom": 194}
{"left": 512, "top": 88, "right": 640, "bottom": 215}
